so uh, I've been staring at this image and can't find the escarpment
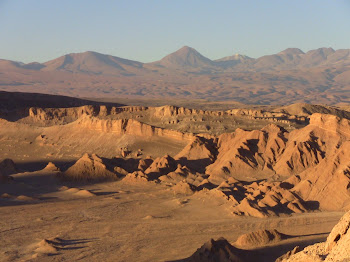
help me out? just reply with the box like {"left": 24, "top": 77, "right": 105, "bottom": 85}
{"left": 75, "top": 116, "right": 195, "bottom": 142}
{"left": 28, "top": 105, "right": 226, "bottom": 122}
{"left": 26, "top": 104, "right": 311, "bottom": 134}
{"left": 28, "top": 105, "right": 148, "bottom": 123}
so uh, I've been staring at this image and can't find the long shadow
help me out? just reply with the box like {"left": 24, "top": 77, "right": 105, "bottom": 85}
{"left": 291, "top": 232, "right": 330, "bottom": 238}
{"left": 53, "top": 237, "right": 97, "bottom": 246}
{"left": 48, "top": 237, "right": 98, "bottom": 251}
{"left": 107, "top": 157, "right": 140, "bottom": 173}
{"left": 176, "top": 158, "right": 212, "bottom": 173}
{"left": 0, "top": 91, "right": 126, "bottom": 121}
{"left": 170, "top": 233, "right": 329, "bottom": 262}
{"left": 0, "top": 159, "right": 122, "bottom": 207}
{"left": 15, "top": 160, "right": 76, "bottom": 172}
{"left": 247, "top": 233, "right": 328, "bottom": 262}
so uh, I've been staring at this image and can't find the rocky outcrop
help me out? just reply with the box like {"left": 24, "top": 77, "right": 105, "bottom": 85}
{"left": 175, "top": 136, "right": 218, "bottom": 172}
{"left": 200, "top": 114, "right": 350, "bottom": 213}
{"left": 27, "top": 104, "right": 312, "bottom": 130}
{"left": 235, "top": 229, "right": 287, "bottom": 247}
{"left": 290, "top": 141, "right": 350, "bottom": 211}
{"left": 75, "top": 116, "right": 195, "bottom": 142}
{"left": 227, "top": 103, "right": 350, "bottom": 125}
{"left": 138, "top": 157, "right": 154, "bottom": 171}
{"left": 179, "top": 211, "right": 350, "bottom": 262}
{"left": 204, "top": 113, "right": 349, "bottom": 181}
{"left": 28, "top": 105, "right": 225, "bottom": 124}
{"left": 144, "top": 155, "right": 178, "bottom": 180}
{"left": 22, "top": 111, "right": 350, "bottom": 217}
{"left": 60, "top": 153, "right": 118, "bottom": 181}
{"left": 277, "top": 103, "right": 350, "bottom": 120}
{"left": 29, "top": 105, "right": 98, "bottom": 122}
{"left": 278, "top": 114, "right": 350, "bottom": 211}
{"left": 42, "top": 162, "right": 60, "bottom": 172}
{"left": 228, "top": 180, "right": 308, "bottom": 217}
{"left": 281, "top": 210, "right": 350, "bottom": 261}
{"left": 159, "top": 165, "right": 191, "bottom": 184}
{"left": 180, "top": 237, "right": 246, "bottom": 262}
{"left": 205, "top": 124, "right": 287, "bottom": 182}
{"left": 117, "top": 113, "right": 350, "bottom": 216}
{"left": 226, "top": 108, "right": 307, "bottom": 125}
{"left": 153, "top": 105, "right": 224, "bottom": 118}
{"left": 29, "top": 105, "right": 149, "bottom": 123}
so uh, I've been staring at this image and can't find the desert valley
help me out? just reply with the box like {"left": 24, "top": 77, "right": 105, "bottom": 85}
{"left": 4, "top": 1, "right": 350, "bottom": 261}
{"left": 1, "top": 87, "right": 350, "bottom": 261}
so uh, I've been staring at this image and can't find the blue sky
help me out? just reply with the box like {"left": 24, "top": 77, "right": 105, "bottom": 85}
{"left": 1, "top": 0, "right": 350, "bottom": 63}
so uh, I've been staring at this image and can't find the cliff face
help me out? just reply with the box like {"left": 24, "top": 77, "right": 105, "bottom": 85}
{"left": 28, "top": 105, "right": 148, "bottom": 123}
{"left": 75, "top": 116, "right": 195, "bottom": 142}
{"left": 27, "top": 104, "right": 308, "bottom": 129}
{"left": 153, "top": 105, "right": 224, "bottom": 118}
{"left": 28, "top": 105, "right": 226, "bottom": 122}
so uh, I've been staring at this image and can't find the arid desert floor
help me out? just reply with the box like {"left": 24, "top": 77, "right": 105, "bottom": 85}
{"left": 0, "top": 169, "right": 343, "bottom": 261}
{"left": 1, "top": 92, "right": 350, "bottom": 261}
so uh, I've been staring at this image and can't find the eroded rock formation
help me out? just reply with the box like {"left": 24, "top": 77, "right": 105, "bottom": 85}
{"left": 281, "top": 210, "right": 350, "bottom": 261}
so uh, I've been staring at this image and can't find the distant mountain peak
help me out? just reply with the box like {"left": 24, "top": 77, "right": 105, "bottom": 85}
{"left": 317, "top": 47, "right": 335, "bottom": 52}
{"left": 215, "top": 53, "right": 252, "bottom": 62}
{"left": 278, "top": 48, "right": 305, "bottom": 55}
{"left": 169, "top": 46, "right": 205, "bottom": 58}
{"left": 42, "top": 51, "right": 143, "bottom": 75}
{"left": 179, "top": 45, "right": 195, "bottom": 51}
{"left": 155, "top": 46, "right": 214, "bottom": 68}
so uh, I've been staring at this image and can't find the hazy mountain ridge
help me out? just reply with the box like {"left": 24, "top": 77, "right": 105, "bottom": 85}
{"left": 1, "top": 46, "right": 350, "bottom": 105}
{"left": 4, "top": 46, "right": 350, "bottom": 73}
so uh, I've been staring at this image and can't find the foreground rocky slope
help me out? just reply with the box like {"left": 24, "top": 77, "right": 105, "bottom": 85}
{"left": 180, "top": 210, "right": 350, "bottom": 262}
{"left": 280, "top": 210, "right": 350, "bottom": 261}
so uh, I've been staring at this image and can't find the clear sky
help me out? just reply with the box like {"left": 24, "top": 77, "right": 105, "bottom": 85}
{"left": 1, "top": 0, "right": 350, "bottom": 63}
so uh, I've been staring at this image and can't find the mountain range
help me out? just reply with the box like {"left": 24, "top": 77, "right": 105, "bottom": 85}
{"left": 1, "top": 46, "right": 350, "bottom": 105}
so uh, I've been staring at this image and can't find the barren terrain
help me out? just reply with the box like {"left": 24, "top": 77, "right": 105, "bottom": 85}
{"left": 1, "top": 92, "right": 350, "bottom": 261}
